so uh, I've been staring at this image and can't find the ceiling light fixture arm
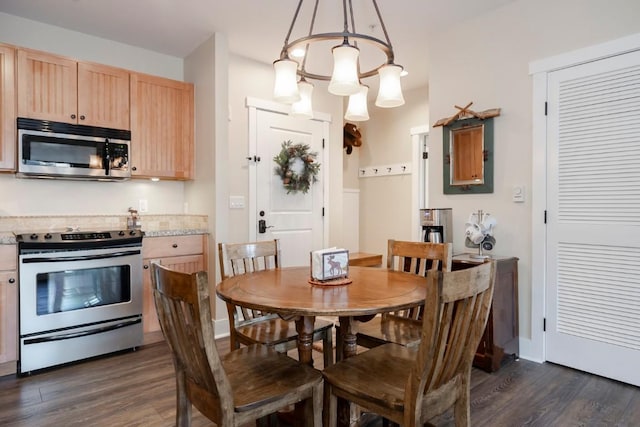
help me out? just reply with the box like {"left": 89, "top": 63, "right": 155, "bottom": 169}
{"left": 279, "top": 0, "right": 304, "bottom": 59}
{"left": 277, "top": 0, "right": 396, "bottom": 80}
{"left": 372, "top": 0, "right": 394, "bottom": 64}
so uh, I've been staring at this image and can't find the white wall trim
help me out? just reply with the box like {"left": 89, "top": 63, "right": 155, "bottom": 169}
{"left": 246, "top": 96, "right": 332, "bottom": 123}
{"left": 527, "top": 70, "right": 548, "bottom": 363}
{"left": 411, "top": 125, "right": 429, "bottom": 242}
{"left": 529, "top": 32, "right": 640, "bottom": 74}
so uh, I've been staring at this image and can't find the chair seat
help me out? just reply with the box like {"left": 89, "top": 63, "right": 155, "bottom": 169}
{"left": 236, "top": 317, "right": 334, "bottom": 347}
{"left": 323, "top": 343, "right": 416, "bottom": 412}
{"left": 223, "top": 344, "right": 323, "bottom": 412}
{"left": 355, "top": 316, "right": 423, "bottom": 349}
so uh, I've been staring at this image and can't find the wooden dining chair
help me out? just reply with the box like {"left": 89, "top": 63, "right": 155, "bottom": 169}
{"left": 218, "top": 239, "right": 334, "bottom": 367}
{"left": 342, "top": 239, "right": 452, "bottom": 355}
{"left": 151, "top": 262, "right": 323, "bottom": 427}
{"left": 323, "top": 261, "right": 496, "bottom": 427}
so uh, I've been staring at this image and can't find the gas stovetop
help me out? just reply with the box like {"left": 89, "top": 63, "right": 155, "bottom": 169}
{"left": 16, "top": 229, "right": 144, "bottom": 251}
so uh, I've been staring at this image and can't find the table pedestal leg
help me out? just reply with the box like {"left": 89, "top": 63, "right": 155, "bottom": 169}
{"left": 336, "top": 316, "right": 360, "bottom": 427}
{"left": 292, "top": 316, "right": 316, "bottom": 426}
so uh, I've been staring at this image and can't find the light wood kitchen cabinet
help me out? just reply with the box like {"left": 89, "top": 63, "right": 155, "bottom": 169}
{"left": 0, "top": 245, "right": 18, "bottom": 373}
{"left": 17, "top": 48, "right": 130, "bottom": 129}
{"left": 142, "top": 235, "right": 207, "bottom": 342}
{"left": 130, "top": 73, "right": 194, "bottom": 180}
{"left": 0, "top": 44, "right": 16, "bottom": 171}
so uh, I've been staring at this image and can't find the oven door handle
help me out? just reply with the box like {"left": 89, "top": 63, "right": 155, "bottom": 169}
{"left": 23, "top": 317, "right": 142, "bottom": 345}
{"left": 21, "top": 249, "right": 141, "bottom": 264}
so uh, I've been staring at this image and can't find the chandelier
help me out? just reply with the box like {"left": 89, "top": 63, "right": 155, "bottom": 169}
{"left": 273, "top": 0, "right": 405, "bottom": 121}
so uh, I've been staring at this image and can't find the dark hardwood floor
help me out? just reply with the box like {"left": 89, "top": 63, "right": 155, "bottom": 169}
{"left": 0, "top": 338, "right": 638, "bottom": 426}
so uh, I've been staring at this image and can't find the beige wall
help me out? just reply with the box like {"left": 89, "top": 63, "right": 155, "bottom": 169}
{"left": 425, "top": 0, "right": 640, "bottom": 359}
{"left": 357, "top": 86, "right": 429, "bottom": 259}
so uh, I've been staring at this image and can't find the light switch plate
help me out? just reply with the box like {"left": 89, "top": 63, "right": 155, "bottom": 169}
{"left": 229, "top": 196, "right": 245, "bottom": 209}
{"left": 512, "top": 186, "right": 525, "bottom": 203}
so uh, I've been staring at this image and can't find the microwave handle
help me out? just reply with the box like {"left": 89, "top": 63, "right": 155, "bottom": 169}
{"left": 104, "top": 138, "right": 111, "bottom": 176}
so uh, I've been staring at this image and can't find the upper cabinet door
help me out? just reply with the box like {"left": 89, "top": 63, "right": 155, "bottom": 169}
{"left": 17, "top": 49, "right": 131, "bottom": 130}
{"left": 17, "top": 49, "right": 77, "bottom": 124}
{"left": 77, "top": 62, "right": 130, "bottom": 130}
{"left": 0, "top": 44, "right": 16, "bottom": 171}
{"left": 130, "top": 73, "right": 194, "bottom": 180}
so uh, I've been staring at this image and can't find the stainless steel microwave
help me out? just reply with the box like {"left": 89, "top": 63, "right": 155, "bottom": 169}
{"left": 17, "top": 118, "right": 131, "bottom": 181}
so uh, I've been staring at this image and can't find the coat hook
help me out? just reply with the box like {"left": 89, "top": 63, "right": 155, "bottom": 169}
{"left": 373, "top": 168, "right": 378, "bottom": 174}
{"left": 401, "top": 165, "right": 406, "bottom": 172}
{"left": 387, "top": 167, "right": 392, "bottom": 173}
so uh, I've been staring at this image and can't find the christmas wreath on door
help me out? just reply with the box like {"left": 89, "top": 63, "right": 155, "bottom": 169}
{"left": 273, "top": 140, "right": 320, "bottom": 194}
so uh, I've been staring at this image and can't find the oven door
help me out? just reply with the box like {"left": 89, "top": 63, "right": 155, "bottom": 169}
{"left": 19, "top": 247, "right": 143, "bottom": 335}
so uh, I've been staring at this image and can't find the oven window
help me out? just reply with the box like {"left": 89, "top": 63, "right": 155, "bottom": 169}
{"left": 35, "top": 265, "right": 132, "bottom": 315}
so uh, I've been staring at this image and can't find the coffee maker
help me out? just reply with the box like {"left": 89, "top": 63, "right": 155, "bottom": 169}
{"left": 420, "top": 208, "right": 453, "bottom": 244}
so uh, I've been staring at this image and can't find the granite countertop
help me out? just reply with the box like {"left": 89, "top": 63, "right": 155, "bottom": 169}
{"left": 143, "top": 229, "right": 209, "bottom": 237}
{"left": 0, "top": 214, "right": 209, "bottom": 245}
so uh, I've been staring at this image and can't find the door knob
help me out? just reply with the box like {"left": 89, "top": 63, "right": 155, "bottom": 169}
{"left": 258, "top": 219, "right": 273, "bottom": 234}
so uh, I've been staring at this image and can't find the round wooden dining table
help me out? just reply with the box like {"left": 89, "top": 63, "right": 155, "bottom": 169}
{"left": 216, "top": 265, "right": 428, "bottom": 365}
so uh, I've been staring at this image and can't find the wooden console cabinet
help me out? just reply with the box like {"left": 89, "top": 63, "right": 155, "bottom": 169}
{"left": 452, "top": 254, "right": 519, "bottom": 372}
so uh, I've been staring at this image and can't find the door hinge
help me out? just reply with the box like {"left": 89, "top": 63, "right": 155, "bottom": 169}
{"left": 544, "top": 210, "right": 547, "bottom": 224}
{"left": 322, "top": 207, "right": 325, "bottom": 217}
{"left": 543, "top": 318, "right": 546, "bottom": 332}
{"left": 544, "top": 102, "right": 548, "bottom": 116}
{"left": 322, "top": 138, "right": 325, "bottom": 149}
{"left": 422, "top": 152, "right": 428, "bottom": 159}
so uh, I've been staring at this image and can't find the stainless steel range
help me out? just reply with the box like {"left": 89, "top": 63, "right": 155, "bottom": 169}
{"left": 16, "top": 229, "right": 144, "bottom": 374}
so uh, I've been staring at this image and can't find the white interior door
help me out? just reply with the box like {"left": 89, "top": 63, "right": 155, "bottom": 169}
{"left": 545, "top": 50, "right": 640, "bottom": 386}
{"left": 253, "top": 109, "right": 325, "bottom": 267}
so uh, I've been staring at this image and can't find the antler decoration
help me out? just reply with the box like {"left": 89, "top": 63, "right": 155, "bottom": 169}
{"left": 433, "top": 102, "right": 501, "bottom": 127}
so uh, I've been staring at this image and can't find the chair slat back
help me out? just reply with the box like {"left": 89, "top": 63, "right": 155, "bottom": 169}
{"left": 219, "top": 240, "right": 280, "bottom": 278}
{"left": 406, "top": 261, "right": 495, "bottom": 423}
{"left": 386, "top": 240, "right": 452, "bottom": 319}
{"left": 151, "top": 263, "right": 234, "bottom": 421}
{"left": 218, "top": 240, "right": 281, "bottom": 322}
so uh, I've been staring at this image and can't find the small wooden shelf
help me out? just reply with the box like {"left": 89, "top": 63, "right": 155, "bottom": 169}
{"left": 348, "top": 252, "right": 383, "bottom": 267}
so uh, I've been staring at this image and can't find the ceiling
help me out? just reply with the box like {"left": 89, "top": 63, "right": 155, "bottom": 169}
{"left": 0, "top": 0, "right": 517, "bottom": 92}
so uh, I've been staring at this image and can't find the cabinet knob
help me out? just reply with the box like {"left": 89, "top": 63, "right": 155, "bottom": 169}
{"left": 80, "top": 115, "right": 86, "bottom": 120}
{"left": 143, "top": 265, "right": 149, "bottom": 269}
{"left": 132, "top": 166, "right": 137, "bottom": 171}
{"left": 172, "top": 243, "right": 178, "bottom": 248}
{"left": 8, "top": 277, "right": 15, "bottom": 284}
{"left": 71, "top": 114, "right": 76, "bottom": 119}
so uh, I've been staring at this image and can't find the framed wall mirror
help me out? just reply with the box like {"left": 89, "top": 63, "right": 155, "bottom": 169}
{"left": 443, "top": 117, "right": 494, "bottom": 194}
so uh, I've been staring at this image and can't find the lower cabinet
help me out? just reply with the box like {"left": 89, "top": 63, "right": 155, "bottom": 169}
{"left": 0, "top": 245, "right": 17, "bottom": 374}
{"left": 142, "top": 235, "right": 207, "bottom": 343}
{"left": 452, "top": 254, "right": 519, "bottom": 372}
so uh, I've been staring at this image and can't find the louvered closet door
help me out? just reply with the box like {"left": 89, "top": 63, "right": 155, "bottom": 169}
{"left": 546, "top": 49, "right": 640, "bottom": 386}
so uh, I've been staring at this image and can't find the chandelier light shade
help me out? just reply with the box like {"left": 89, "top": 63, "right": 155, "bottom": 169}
{"left": 273, "top": 0, "right": 404, "bottom": 121}
{"left": 328, "top": 45, "right": 361, "bottom": 96}
{"left": 375, "top": 64, "right": 405, "bottom": 108}
{"left": 273, "top": 59, "right": 301, "bottom": 103}
{"left": 290, "top": 79, "right": 314, "bottom": 119}
{"left": 345, "top": 85, "right": 370, "bottom": 121}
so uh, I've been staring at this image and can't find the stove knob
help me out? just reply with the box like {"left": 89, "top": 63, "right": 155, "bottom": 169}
{"left": 44, "top": 233, "right": 53, "bottom": 239}
{"left": 129, "top": 230, "right": 137, "bottom": 236}
{"left": 30, "top": 233, "right": 39, "bottom": 240}
{"left": 119, "top": 231, "right": 125, "bottom": 236}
